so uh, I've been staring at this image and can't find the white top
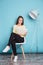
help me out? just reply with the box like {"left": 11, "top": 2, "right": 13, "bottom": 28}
{"left": 13, "top": 25, "right": 27, "bottom": 37}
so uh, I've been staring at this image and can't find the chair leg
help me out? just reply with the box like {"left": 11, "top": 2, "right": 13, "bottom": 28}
{"left": 21, "top": 45, "right": 25, "bottom": 59}
{"left": 11, "top": 52, "right": 14, "bottom": 61}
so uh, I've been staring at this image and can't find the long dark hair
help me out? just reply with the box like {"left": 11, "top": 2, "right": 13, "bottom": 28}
{"left": 16, "top": 16, "right": 24, "bottom": 25}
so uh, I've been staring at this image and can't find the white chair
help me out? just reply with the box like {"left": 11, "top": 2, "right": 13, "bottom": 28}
{"left": 11, "top": 38, "right": 26, "bottom": 60}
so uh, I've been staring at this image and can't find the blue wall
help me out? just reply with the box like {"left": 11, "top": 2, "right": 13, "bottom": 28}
{"left": 0, "top": 0, "right": 43, "bottom": 53}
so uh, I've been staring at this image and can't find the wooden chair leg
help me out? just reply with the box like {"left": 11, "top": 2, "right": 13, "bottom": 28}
{"left": 11, "top": 52, "right": 14, "bottom": 61}
{"left": 21, "top": 45, "right": 25, "bottom": 59}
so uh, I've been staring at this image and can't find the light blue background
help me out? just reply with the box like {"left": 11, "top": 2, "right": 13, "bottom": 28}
{"left": 0, "top": 0, "right": 43, "bottom": 53}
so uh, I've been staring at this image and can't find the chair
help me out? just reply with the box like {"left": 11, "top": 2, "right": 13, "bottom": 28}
{"left": 11, "top": 38, "right": 26, "bottom": 60}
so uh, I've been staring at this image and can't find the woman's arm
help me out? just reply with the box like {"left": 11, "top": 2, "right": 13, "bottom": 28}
{"left": 18, "top": 26, "right": 27, "bottom": 37}
{"left": 20, "top": 31, "right": 27, "bottom": 36}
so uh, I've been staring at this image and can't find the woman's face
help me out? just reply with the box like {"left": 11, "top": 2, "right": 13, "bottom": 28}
{"left": 18, "top": 18, "right": 23, "bottom": 25}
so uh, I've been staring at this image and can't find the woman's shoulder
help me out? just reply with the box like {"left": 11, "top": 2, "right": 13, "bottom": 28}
{"left": 14, "top": 25, "right": 25, "bottom": 27}
{"left": 13, "top": 25, "right": 17, "bottom": 28}
{"left": 13, "top": 25, "right": 17, "bottom": 27}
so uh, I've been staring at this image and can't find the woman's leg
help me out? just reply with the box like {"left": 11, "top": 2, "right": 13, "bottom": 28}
{"left": 11, "top": 41, "right": 17, "bottom": 56}
{"left": 10, "top": 33, "right": 24, "bottom": 62}
{"left": 7, "top": 33, "right": 15, "bottom": 46}
{"left": 11, "top": 33, "right": 24, "bottom": 55}
{"left": 10, "top": 36, "right": 18, "bottom": 62}
{"left": 3, "top": 33, "right": 15, "bottom": 52}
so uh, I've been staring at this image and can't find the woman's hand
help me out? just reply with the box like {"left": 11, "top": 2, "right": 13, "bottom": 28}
{"left": 18, "top": 31, "right": 27, "bottom": 37}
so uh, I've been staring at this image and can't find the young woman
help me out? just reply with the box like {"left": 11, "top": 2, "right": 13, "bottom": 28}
{"left": 3, "top": 16, "right": 27, "bottom": 62}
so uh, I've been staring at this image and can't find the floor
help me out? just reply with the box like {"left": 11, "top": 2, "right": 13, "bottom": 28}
{"left": 0, "top": 54, "right": 43, "bottom": 65}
